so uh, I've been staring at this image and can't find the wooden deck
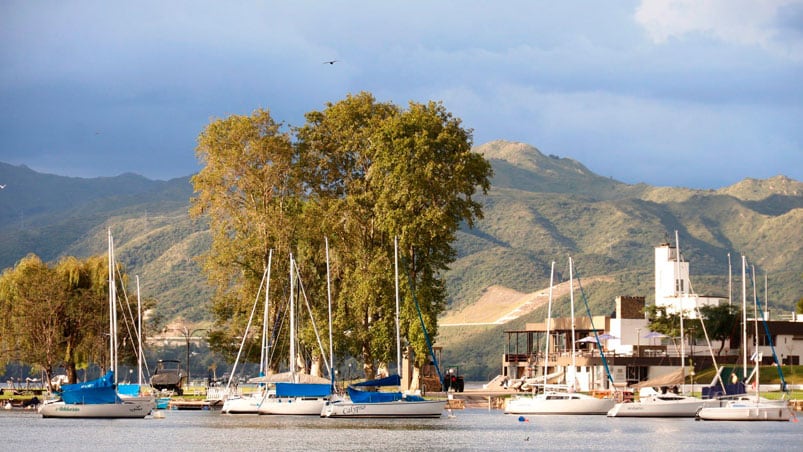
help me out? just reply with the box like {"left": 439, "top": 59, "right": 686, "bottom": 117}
{"left": 168, "top": 399, "right": 224, "bottom": 410}
{"left": 428, "top": 389, "right": 513, "bottom": 409}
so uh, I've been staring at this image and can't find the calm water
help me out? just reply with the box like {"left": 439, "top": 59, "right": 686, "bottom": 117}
{"left": 1, "top": 408, "right": 800, "bottom": 451}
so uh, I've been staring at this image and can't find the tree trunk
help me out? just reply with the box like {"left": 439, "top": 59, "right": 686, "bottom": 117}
{"left": 66, "top": 362, "right": 77, "bottom": 384}
{"left": 361, "top": 343, "right": 375, "bottom": 380}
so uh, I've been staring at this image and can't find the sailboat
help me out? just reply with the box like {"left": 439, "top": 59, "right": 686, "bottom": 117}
{"left": 607, "top": 383, "right": 717, "bottom": 417}
{"left": 222, "top": 251, "right": 274, "bottom": 414}
{"left": 321, "top": 237, "right": 446, "bottom": 418}
{"left": 257, "top": 252, "right": 333, "bottom": 415}
{"left": 117, "top": 275, "right": 157, "bottom": 411}
{"left": 608, "top": 232, "right": 717, "bottom": 417}
{"left": 505, "top": 257, "right": 615, "bottom": 415}
{"left": 696, "top": 256, "right": 793, "bottom": 421}
{"left": 39, "top": 230, "right": 149, "bottom": 419}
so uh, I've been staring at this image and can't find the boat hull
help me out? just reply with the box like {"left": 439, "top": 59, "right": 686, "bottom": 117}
{"left": 119, "top": 394, "right": 156, "bottom": 412}
{"left": 696, "top": 401, "right": 792, "bottom": 421}
{"left": 39, "top": 400, "right": 149, "bottom": 418}
{"left": 258, "top": 396, "right": 329, "bottom": 415}
{"left": 322, "top": 399, "right": 445, "bottom": 418}
{"left": 221, "top": 394, "right": 263, "bottom": 414}
{"left": 607, "top": 396, "right": 717, "bottom": 417}
{"left": 505, "top": 393, "right": 615, "bottom": 415}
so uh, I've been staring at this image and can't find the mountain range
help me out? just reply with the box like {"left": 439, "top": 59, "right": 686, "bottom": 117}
{"left": 2, "top": 140, "right": 801, "bottom": 378}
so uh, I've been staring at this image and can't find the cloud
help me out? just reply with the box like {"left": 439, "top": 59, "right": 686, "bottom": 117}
{"left": 635, "top": 0, "right": 803, "bottom": 60}
{"left": 442, "top": 82, "right": 803, "bottom": 187}
{"left": 1, "top": 1, "right": 800, "bottom": 188}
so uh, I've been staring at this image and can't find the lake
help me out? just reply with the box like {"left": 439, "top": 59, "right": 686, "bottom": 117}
{"left": 1, "top": 407, "right": 799, "bottom": 451}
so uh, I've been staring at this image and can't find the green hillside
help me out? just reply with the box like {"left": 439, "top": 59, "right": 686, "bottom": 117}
{"left": 1, "top": 141, "right": 801, "bottom": 379}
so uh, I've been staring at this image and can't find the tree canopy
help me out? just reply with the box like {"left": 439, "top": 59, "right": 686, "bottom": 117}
{"left": 0, "top": 253, "right": 149, "bottom": 387}
{"left": 191, "top": 92, "right": 492, "bottom": 379}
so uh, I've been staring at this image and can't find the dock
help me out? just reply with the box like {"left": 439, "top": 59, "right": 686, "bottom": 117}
{"left": 429, "top": 389, "right": 512, "bottom": 410}
{"left": 168, "top": 399, "right": 223, "bottom": 410}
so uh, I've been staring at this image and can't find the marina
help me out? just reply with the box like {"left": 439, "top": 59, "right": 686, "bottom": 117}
{"left": 2, "top": 405, "right": 800, "bottom": 451}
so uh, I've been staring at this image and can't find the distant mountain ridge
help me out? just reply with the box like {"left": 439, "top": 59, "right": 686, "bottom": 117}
{"left": 1, "top": 141, "right": 801, "bottom": 377}
{"left": 438, "top": 141, "right": 801, "bottom": 378}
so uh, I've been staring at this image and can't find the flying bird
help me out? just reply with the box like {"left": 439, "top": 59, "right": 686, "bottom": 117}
{"left": 0, "top": 184, "right": 6, "bottom": 189}
{"left": 323, "top": 60, "right": 339, "bottom": 65}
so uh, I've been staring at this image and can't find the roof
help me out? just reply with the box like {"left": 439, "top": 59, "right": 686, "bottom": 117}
{"left": 633, "top": 368, "right": 685, "bottom": 389}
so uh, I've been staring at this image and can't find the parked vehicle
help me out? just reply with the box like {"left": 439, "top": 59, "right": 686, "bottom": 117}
{"left": 442, "top": 367, "right": 464, "bottom": 392}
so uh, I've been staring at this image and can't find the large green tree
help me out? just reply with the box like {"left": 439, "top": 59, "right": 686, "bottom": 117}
{"left": 191, "top": 108, "right": 304, "bottom": 368}
{"left": 299, "top": 93, "right": 492, "bottom": 378}
{"left": 192, "top": 93, "right": 492, "bottom": 380}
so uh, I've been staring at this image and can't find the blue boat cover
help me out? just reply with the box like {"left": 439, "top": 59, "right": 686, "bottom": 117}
{"left": 117, "top": 384, "right": 144, "bottom": 397}
{"left": 346, "top": 387, "right": 427, "bottom": 403}
{"left": 353, "top": 374, "right": 401, "bottom": 387}
{"left": 275, "top": 382, "right": 331, "bottom": 397}
{"left": 60, "top": 371, "right": 121, "bottom": 404}
{"left": 347, "top": 387, "right": 403, "bottom": 403}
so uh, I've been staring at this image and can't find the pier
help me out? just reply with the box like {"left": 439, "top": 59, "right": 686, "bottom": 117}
{"left": 168, "top": 399, "right": 223, "bottom": 410}
{"left": 430, "top": 389, "right": 512, "bottom": 410}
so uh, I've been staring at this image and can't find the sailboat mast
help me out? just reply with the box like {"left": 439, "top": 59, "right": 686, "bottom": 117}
{"left": 394, "top": 236, "right": 401, "bottom": 378}
{"left": 108, "top": 229, "right": 118, "bottom": 381}
{"left": 741, "top": 255, "right": 748, "bottom": 379}
{"left": 542, "top": 261, "right": 555, "bottom": 388}
{"left": 764, "top": 273, "right": 768, "bottom": 318}
{"left": 675, "top": 231, "right": 685, "bottom": 382}
{"left": 727, "top": 253, "right": 732, "bottom": 306}
{"left": 752, "top": 265, "right": 760, "bottom": 399}
{"left": 260, "top": 250, "right": 273, "bottom": 377}
{"left": 569, "top": 257, "right": 576, "bottom": 389}
{"left": 289, "top": 254, "right": 297, "bottom": 381}
{"left": 108, "top": 229, "right": 114, "bottom": 376}
{"left": 326, "top": 238, "right": 334, "bottom": 387}
{"left": 136, "top": 275, "right": 142, "bottom": 385}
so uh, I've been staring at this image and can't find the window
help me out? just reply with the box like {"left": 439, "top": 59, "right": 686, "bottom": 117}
{"left": 756, "top": 334, "right": 777, "bottom": 347}
{"left": 675, "top": 279, "right": 684, "bottom": 293}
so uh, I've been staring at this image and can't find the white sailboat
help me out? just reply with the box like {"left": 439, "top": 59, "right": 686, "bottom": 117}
{"left": 608, "top": 232, "right": 716, "bottom": 417}
{"left": 117, "top": 275, "right": 157, "bottom": 411}
{"left": 222, "top": 251, "right": 273, "bottom": 414}
{"left": 322, "top": 236, "right": 445, "bottom": 418}
{"left": 607, "top": 384, "right": 717, "bottom": 417}
{"left": 39, "top": 391, "right": 148, "bottom": 419}
{"left": 40, "top": 230, "right": 149, "bottom": 419}
{"left": 258, "top": 252, "right": 333, "bottom": 415}
{"left": 696, "top": 256, "right": 793, "bottom": 421}
{"left": 505, "top": 258, "right": 615, "bottom": 415}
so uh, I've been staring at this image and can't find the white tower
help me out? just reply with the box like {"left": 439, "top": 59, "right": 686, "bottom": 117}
{"left": 654, "top": 242, "right": 721, "bottom": 317}
{"left": 655, "top": 242, "right": 690, "bottom": 304}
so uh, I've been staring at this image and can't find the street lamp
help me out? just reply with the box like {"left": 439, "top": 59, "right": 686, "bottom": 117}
{"left": 636, "top": 328, "right": 641, "bottom": 357}
{"left": 166, "top": 327, "right": 208, "bottom": 391}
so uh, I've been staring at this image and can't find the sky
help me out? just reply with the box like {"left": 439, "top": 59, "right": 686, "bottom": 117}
{"left": 1, "top": 0, "right": 802, "bottom": 189}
